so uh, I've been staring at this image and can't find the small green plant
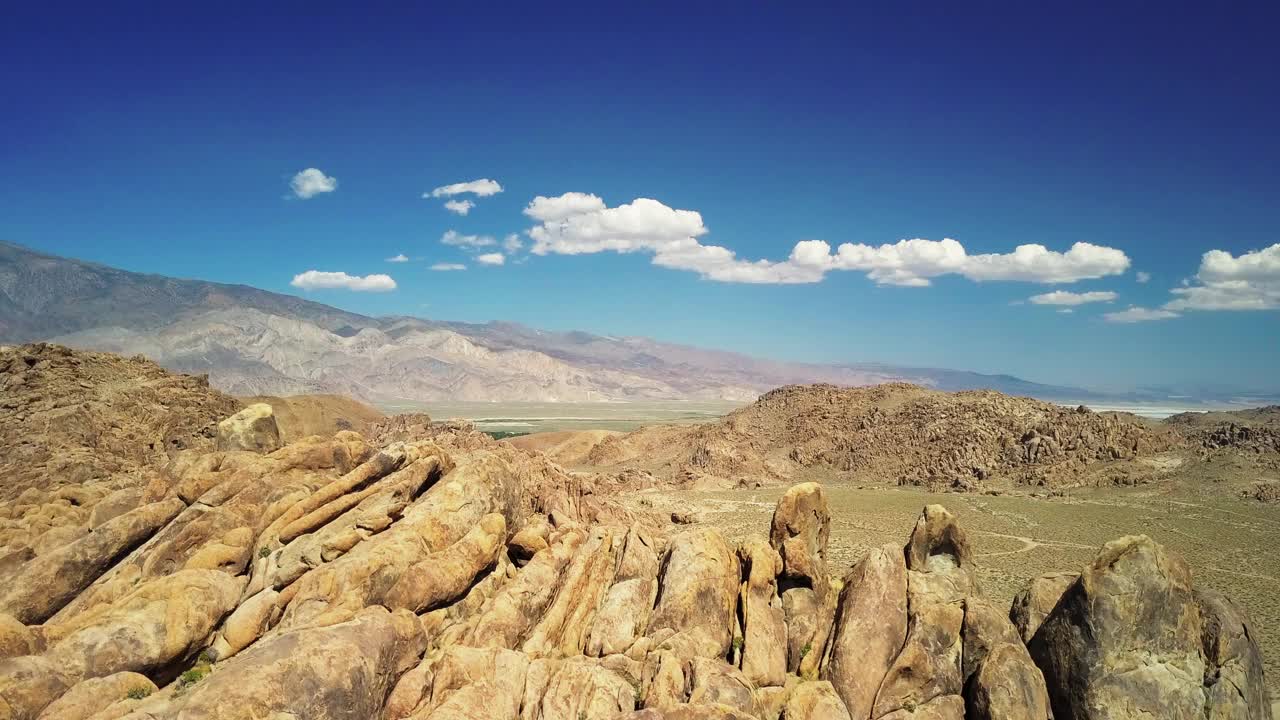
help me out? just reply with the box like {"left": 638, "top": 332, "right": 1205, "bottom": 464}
{"left": 903, "top": 698, "right": 918, "bottom": 712}
{"left": 125, "top": 686, "right": 152, "bottom": 701}
{"left": 731, "top": 636, "right": 744, "bottom": 652}
{"left": 175, "top": 664, "right": 210, "bottom": 694}
{"left": 198, "top": 648, "right": 217, "bottom": 664}
{"left": 258, "top": 546, "right": 272, "bottom": 559}
{"left": 799, "top": 641, "right": 812, "bottom": 661}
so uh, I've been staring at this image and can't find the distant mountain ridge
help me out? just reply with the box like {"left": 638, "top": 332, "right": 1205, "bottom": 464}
{"left": 0, "top": 240, "right": 1113, "bottom": 403}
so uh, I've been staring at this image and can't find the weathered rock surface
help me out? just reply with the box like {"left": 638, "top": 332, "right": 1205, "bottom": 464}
{"left": 143, "top": 606, "right": 424, "bottom": 719}
{"left": 1199, "top": 589, "right": 1273, "bottom": 720}
{"left": 0, "top": 497, "right": 185, "bottom": 623}
{"left": 1026, "top": 534, "right": 1258, "bottom": 720}
{"left": 823, "top": 544, "right": 908, "bottom": 718}
{"left": 965, "top": 642, "right": 1050, "bottom": 720}
{"left": 1009, "top": 571, "right": 1078, "bottom": 643}
{"left": 737, "top": 539, "right": 786, "bottom": 688}
{"left": 872, "top": 602, "right": 964, "bottom": 718}
{"left": 648, "top": 528, "right": 740, "bottom": 659}
{"left": 215, "top": 402, "right": 282, "bottom": 453}
{"left": 31, "top": 671, "right": 156, "bottom": 720}
{"left": 784, "top": 680, "right": 851, "bottom": 719}
{"left": 0, "top": 613, "right": 42, "bottom": 659}
{"left": 769, "top": 482, "right": 830, "bottom": 587}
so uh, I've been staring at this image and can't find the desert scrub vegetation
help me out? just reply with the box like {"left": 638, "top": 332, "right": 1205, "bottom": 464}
{"left": 175, "top": 662, "right": 211, "bottom": 694}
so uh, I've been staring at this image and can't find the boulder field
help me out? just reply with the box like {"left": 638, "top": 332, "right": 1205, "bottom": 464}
{"left": 0, "top": 416, "right": 1271, "bottom": 720}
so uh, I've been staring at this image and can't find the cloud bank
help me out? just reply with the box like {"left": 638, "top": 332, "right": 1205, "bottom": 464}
{"left": 290, "top": 270, "right": 396, "bottom": 292}
{"left": 290, "top": 168, "right": 338, "bottom": 199}
{"left": 430, "top": 263, "right": 466, "bottom": 271}
{"left": 524, "top": 193, "right": 1131, "bottom": 286}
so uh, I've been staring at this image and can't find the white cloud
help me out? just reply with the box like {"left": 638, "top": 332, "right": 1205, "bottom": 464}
{"left": 1103, "top": 306, "right": 1180, "bottom": 323}
{"left": 441, "top": 230, "right": 496, "bottom": 248}
{"left": 444, "top": 199, "right": 475, "bottom": 216}
{"left": 430, "top": 263, "right": 466, "bottom": 271}
{"left": 290, "top": 270, "right": 396, "bottom": 292}
{"left": 290, "top": 168, "right": 338, "bottom": 199}
{"left": 1028, "top": 290, "right": 1118, "bottom": 306}
{"left": 429, "top": 178, "right": 503, "bottom": 198}
{"left": 955, "top": 242, "right": 1131, "bottom": 283}
{"left": 476, "top": 253, "right": 505, "bottom": 266}
{"left": 1164, "top": 244, "right": 1280, "bottom": 311}
{"left": 524, "top": 192, "right": 608, "bottom": 222}
{"left": 502, "top": 233, "right": 523, "bottom": 253}
{"left": 524, "top": 193, "right": 1132, "bottom": 286}
{"left": 1136, "top": 271, "right": 1151, "bottom": 283}
{"left": 1058, "top": 308, "right": 1074, "bottom": 314}
{"left": 385, "top": 253, "right": 409, "bottom": 263}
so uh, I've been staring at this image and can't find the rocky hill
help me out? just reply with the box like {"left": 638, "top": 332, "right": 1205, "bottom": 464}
{"left": 540, "top": 383, "right": 1185, "bottom": 491}
{"left": 0, "top": 346, "right": 1272, "bottom": 719}
{"left": 1167, "top": 405, "right": 1280, "bottom": 457}
{"left": 0, "top": 343, "right": 240, "bottom": 504}
{"left": 1, "top": 241, "right": 1101, "bottom": 403}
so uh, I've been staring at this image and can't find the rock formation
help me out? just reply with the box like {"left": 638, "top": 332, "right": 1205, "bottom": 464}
{"left": 1026, "top": 535, "right": 1273, "bottom": 720}
{"left": 214, "top": 403, "right": 282, "bottom": 453}
{"left": 0, "top": 346, "right": 1270, "bottom": 720}
{"left": 554, "top": 383, "right": 1186, "bottom": 491}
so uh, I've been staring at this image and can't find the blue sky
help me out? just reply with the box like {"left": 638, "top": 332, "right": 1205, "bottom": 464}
{"left": 2, "top": 3, "right": 1277, "bottom": 392}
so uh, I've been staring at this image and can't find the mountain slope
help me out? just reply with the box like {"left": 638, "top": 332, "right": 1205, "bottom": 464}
{"left": 2, "top": 240, "right": 1097, "bottom": 403}
{"left": 0, "top": 240, "right": 373, "bottom": 339}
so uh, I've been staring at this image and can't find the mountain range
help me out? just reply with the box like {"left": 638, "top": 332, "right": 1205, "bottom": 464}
{"left": 0, "top": 240, "right": 1187, "bottom": 404}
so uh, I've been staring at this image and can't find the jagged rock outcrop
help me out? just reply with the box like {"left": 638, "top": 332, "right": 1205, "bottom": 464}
{"left": 0, "top": 352, "right": 1270, "bottom": 720}
{"left": 770, "top": 482, "right": 830, "bottom": 587}
{"left": 1026, "top": 534, "right": 1272, "bottom": 720}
